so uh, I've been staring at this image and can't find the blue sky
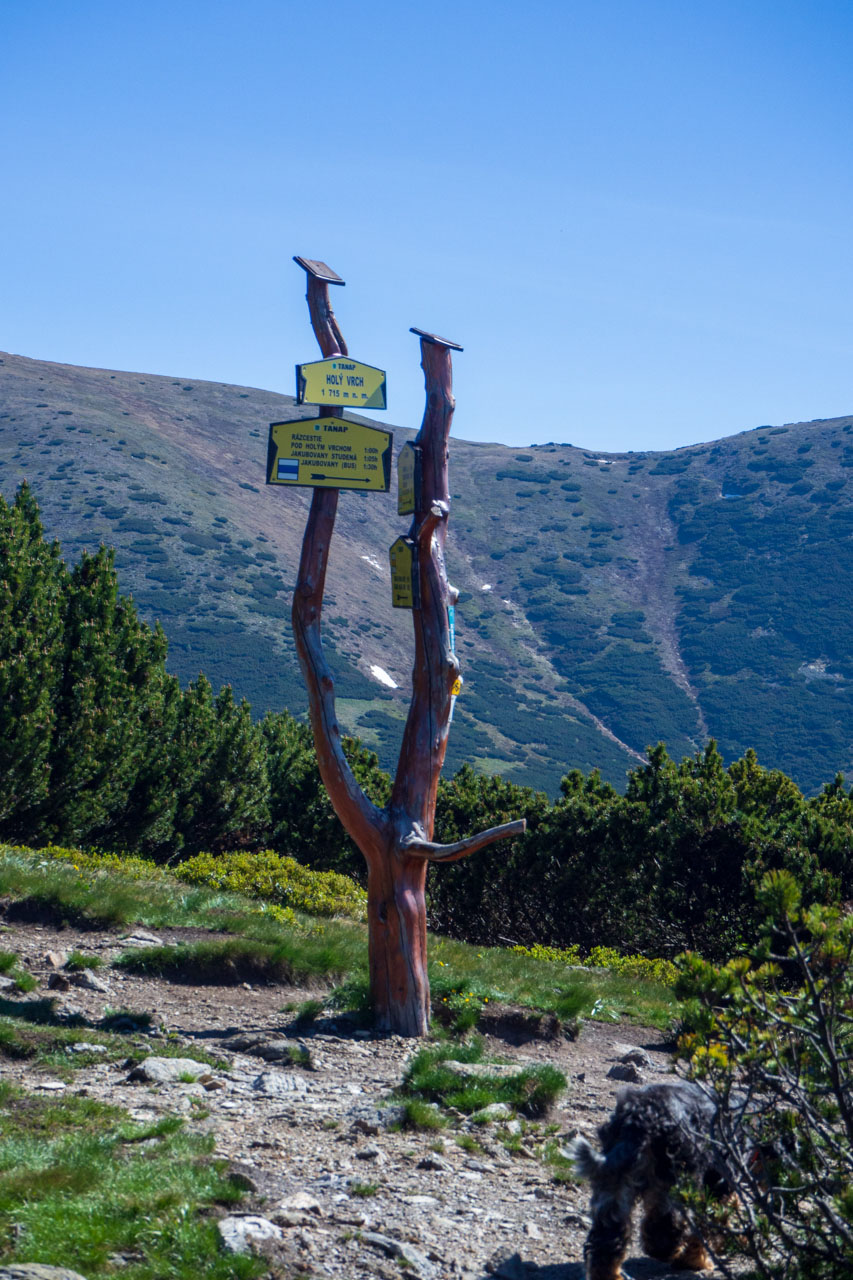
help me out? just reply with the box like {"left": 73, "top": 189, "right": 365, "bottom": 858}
{"left": 3, "top": 0, "right": 852, "bottom": 452}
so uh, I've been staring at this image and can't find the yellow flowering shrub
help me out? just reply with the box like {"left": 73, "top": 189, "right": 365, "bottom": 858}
{"left": 511, "top": 940, "right": 678, "bottom": 987}
{"left": 8, "top": 844, "right": 166, "bottom": 881}
{"left": 174, "top": 850, "right": 367, "bottom": 921}
{"left": 5, "top": 844, "right": 361, "bottom": 924}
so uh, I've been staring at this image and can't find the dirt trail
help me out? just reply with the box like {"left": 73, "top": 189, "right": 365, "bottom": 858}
{"left": 1, "top": 917, "right": 728, "bottom": 1280}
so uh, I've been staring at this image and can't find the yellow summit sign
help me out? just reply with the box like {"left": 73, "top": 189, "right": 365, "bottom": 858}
{"left": 296, "top": 358, "right": 387, "bottom": 410}
{"left": 266, "top": 418, "right": 392, "bottom": 491}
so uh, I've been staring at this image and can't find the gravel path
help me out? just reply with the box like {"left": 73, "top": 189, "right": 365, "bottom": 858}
{"left": 1, "top": 918, "right": 728, "bottom": 1280}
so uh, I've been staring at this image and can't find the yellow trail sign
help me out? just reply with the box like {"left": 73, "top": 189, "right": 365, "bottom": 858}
{"left": 389, "top": 536, "right": 419, "bottom": 608}
{"left": 267, "top": 418, "right": 392, "bottom": 491}
{"left": 296, "top": 358, "right": 387, "bottom": 410}
{"left": 397, "top": 441, "right": 420, "bottom": 515}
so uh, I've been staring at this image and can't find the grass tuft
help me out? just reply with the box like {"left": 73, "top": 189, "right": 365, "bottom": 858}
{"left": 398, "top": 1099, "right": 447, "bottom": 1131}
{"left": 400, "top": 1037, "right": 566, "bottom": 1119}
{"left": 455, "top": 1133, "right": 484, "bottom": 1153}
{"left": 116, "top": 935, "right": 351, "bottom": 987}
{"left": 0, "top": 949, "right": 38, "bottom": 993}
{"left": 542, "top": 1135, "right": 579, "bottom": 1184}
{"left": 100, "top": 1007, "right": 153, "bottom": 1032}
{"left": 65, "top": 950, "right": 104, "bottom": 971}
{"left": 292, "top": 997, "right": 325, "bottom": 1026}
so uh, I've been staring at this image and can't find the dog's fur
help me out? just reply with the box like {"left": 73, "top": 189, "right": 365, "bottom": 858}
{"left": 570, "top": 1081, "right": 729, "bottom": 1280}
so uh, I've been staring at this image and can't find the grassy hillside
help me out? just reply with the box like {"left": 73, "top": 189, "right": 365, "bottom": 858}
{"left": 2, "top": 351, "right": 852, "bottom": 794}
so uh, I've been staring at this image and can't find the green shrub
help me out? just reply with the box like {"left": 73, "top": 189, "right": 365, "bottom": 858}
{"left": 127, "top": 491, "right": 166, "bottom": 505}
{"left": 677, "top": 871, "right": 853, "bottom": 1279}
{"left": 15, "top": 843, "right": 168, "bottom": 881}
{"left": 174, "top": 849, "right": 367, "bottom": 920}
{"left": 180, "top": 530, "right": 221, "bottom": 550}
{"left": 511, "top": 941, "right": 678, "bottom": 987}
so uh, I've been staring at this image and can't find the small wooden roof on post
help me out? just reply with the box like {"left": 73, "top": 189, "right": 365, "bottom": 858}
{"left": 409, "top": 327, "right": 464, "bottom": 352}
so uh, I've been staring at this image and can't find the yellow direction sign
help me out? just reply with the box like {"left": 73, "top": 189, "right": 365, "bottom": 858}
{"left": 389, "top": 536, "right": 419, "bottom": 609}
{"left": 267, "top": 418, "right": 392, "bottom": 491}
{"left": 397, "top": 441, "right": 420, "bottom": 515}
{"left": 296, "top": 358, "right": 387, "bottom": 410}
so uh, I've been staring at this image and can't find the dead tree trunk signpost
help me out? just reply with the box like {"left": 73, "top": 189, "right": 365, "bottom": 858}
{"left": 270, "top": 258, "right": 524, "bottom": 1037}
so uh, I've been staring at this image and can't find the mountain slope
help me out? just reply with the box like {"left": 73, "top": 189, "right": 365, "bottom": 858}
{"left": 2, "top": 351, "right": 852, "bottom": 794}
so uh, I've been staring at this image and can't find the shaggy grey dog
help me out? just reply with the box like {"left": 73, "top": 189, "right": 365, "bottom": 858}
{"left": 570, "top": 1081, "right": 729, "bottom": 1280}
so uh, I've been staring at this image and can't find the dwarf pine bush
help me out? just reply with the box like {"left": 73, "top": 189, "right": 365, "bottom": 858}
{"left": 511, "top": 940, "right": 678, "bottom": 986}
{"left": 677, "top": 871, "right": 853, "bottom": 1280}
{"left": 174, "top": 849, "right": 367, "bottom": 920}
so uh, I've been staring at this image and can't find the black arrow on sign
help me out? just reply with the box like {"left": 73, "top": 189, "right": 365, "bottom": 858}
{"left": 310, "top": 473, "right": 370, "bottom": 482}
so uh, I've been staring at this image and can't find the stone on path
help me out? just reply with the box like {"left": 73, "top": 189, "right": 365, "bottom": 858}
{"left": 442, "top": 1060, "right": 519, "bottom": 1079}
{"left": 349, "top": 1103, "right": 407, "bottom": 1134}
{"left": 0, "top": 1267, "right": 91, "bottom": 1280}
{"left": 217, "top": 1214, "right": 283, "bottom": 1254}
{"left": 470, "top": 1101, "right": 513, "bottom": 1123}
{"left": 485, "top": 1250, "right": 530, "bottom": 1279}
{"left": 362, "top": 1232, "right": 437, "bottom": 1279}
{"left": 615, "top": 1044, "right": 653, "bottom": 1069}
{"left": 126, "top": 1057, "right": 211, "bottom": 1084}
{"left": 355, "top": 1143, "right": 387, "bottom": 1163}
{"left": 416, "top": 1153, "right": 450, "bottom": 1171}
{"left": 606, "top": 1062, "right": 643, "bottom": 1083}
{"left": 252, "top": 1070, "right": 309, "bottom": 1096}
{"left": 277, "top": 1192, "right": 322, "bottom": 1215}
{"left": 121, "top": 931, "right": 164, "bottom": 947}
{"left": 220, "top": 1031, "right": 308, "bottom": 1064}
{"left": 70, "top": 971, "right": 110, "bottom": 993}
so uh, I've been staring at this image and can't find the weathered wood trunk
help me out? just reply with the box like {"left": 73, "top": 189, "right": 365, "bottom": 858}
{"left": 290, "top": 262, "right": 524, "bottom": 1036}
{"left": 366, "top": 845, "right": 430, "bottom": 1035}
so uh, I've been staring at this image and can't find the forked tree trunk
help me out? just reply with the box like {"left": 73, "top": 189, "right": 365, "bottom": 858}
{"left": 291, "top": 264, "right": 523, "bottom": 1036}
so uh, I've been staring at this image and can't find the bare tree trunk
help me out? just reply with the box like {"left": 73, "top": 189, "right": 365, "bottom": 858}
{"left": 290, "top": 264, "right": 523, "bottom": 1036}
